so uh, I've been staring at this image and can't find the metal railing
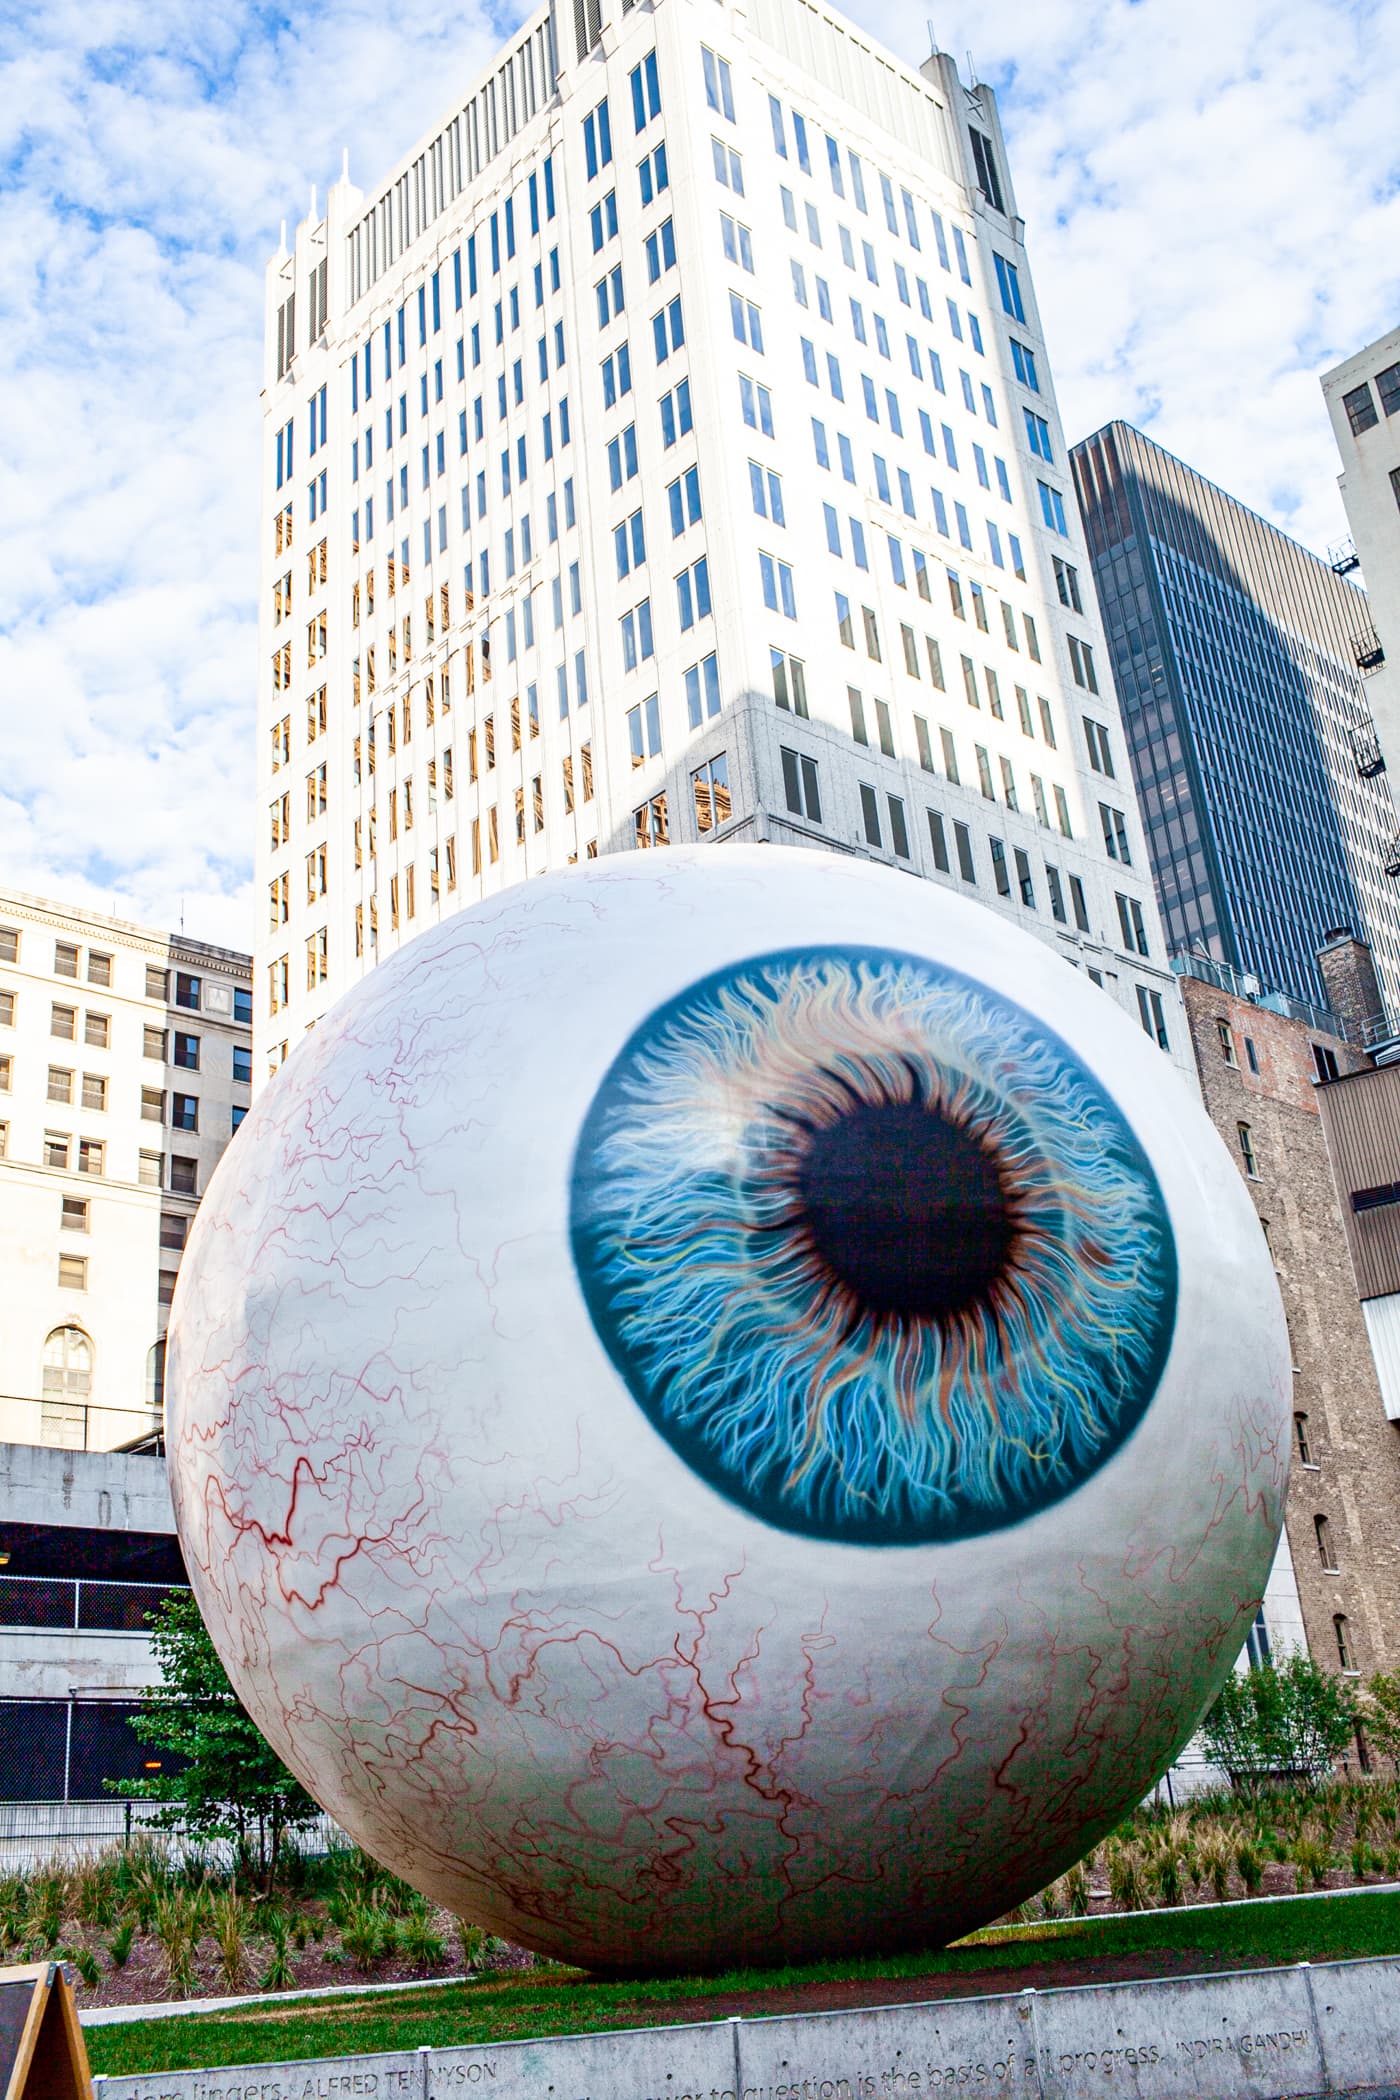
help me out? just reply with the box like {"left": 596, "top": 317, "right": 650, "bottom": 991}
{"left": 1352, "top": 728, "right": 1387, "bottom": 778}
{"left": 0, "top": 1797, "right": 340, "bottom": 1868}
{"left": 1353, "top": 626, "right": 1386, "bottom": 673}
{"left": 1359, "top": 1007, "right": 1400, "bottom": 1051}
{"left": 0, "top": 1574, "right": 183, "bottom": 1635}
{"left": 0, "top": 1394, "right": 163, "bottom": 1454}
{"left": 1169, "top": 951, "right": 1350, "bottom": 1037}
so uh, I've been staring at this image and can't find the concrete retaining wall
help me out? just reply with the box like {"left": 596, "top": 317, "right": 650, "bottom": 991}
{"left": 0, "top": 1444, "right": 175, "bottom": 1535}
{"left": 92, "top": 1954, "right": 1400, "bottom": 2100}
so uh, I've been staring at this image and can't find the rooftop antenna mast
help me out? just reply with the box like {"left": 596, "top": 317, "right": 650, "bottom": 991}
{"left": 925, "top": 18, "right": 937, "bottom": 56}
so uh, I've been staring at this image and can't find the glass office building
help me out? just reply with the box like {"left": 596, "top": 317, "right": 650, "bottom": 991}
{"left": 1072, "top": 421, "right": 1400, "bottom": 1019}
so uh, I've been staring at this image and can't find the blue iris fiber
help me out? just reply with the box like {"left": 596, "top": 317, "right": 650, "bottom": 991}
{"left": 570, "top": 947, "right": 1177, "bottom": 1545}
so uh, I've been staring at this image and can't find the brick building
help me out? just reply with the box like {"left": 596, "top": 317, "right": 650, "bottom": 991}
{"left": 1177, "top": 963, "right": 1400, "bottom": 1684}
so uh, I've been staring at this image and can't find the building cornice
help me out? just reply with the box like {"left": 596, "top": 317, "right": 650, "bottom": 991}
{"left": 0, "top": 890, "right": 251, "bottom": 978}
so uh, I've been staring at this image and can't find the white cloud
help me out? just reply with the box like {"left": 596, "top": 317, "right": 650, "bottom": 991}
{"left": 865, "top": 0, "right": 1400, "bottom": 549}
{"left": 0, "top": 0, "right": 508, "bottom": 951}
{"left": 2, "top": 0, "right": 1397, "bottom": 946}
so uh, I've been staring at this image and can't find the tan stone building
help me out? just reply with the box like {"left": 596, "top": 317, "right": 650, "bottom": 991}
{"left": 1177, "top": 960, "right": 1400, "bottom": 1685}
{"left": 0, "top": 890, "right": 252, "bottom": 1452}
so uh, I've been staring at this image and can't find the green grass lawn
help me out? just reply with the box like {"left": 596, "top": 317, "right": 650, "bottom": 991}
{"left": 86, "top": 1887, "right": 1400, "bottom": 2078}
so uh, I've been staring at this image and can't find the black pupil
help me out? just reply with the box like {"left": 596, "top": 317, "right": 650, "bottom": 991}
{"left": 797, "top": 1100, "right": 1013, "bottom": 1320}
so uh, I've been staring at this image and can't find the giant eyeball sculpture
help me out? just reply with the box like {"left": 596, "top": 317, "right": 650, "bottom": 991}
{"left": 168, "top": 848, "right": 1288, "bottom": 1972}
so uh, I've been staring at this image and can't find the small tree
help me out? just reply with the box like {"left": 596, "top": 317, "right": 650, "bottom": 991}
{"left": 112, "top": 1590, "right": 320, "bottom": 1886}
{"left": 1359, "top": 1671, "right": 1400, "bottom": 1768}
{"left": 1201, "top": 1652, "right": 1358, "bottom": 1792}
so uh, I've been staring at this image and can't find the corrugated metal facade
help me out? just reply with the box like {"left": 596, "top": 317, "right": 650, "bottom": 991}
{"left": 1362, "top": 1294, "right": 1400, "bottom": 1420}
{"left": 1317, "top": 1064, "right": 1400, "bottom": 1298}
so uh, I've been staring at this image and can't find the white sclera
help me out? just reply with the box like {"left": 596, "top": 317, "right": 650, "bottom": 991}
{"left": 168, "top": 847, "right": 1289, "bottom": 1971}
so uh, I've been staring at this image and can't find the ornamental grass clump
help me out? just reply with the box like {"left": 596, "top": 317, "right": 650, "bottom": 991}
{"left": 153, "top": 1892, "right": 195, "bottom": 1999}
{"left": 62, "top": 1945, "right": 101, "bottom": 1990}
{"left": 260, "top": 1910, "right": 294, "bottom": 1991}
{"left": 403, "top": 1903, "right": 447, "bottom": 1969}
{"left": 1148, "top": 1847, "right": 1182, "bottom": 1907}
{"left": 1292, "top": 1829, "right": 1334, "bottom": 1891}
{"left": 342, "top": 1901, "right": 388, "bottom": 1972}
{"left": 1106, "top": 1842, "right": 1145, "bottom": 1912}
{"left": 25, "top": 1892, "right": 62, "bottom": 1953}
{"left": 72, "top": 1851, "right": 120, "bottom": 1930}
{"left": 213, "top": 1890, "right": 248, "bottom": 1991}
{"left": 1234, "top": 1840, "right": 1264, "bottom": 1895}
{"left": 1063, "top": 1862, "right": 1091, "bottom": 1917}
{"left": 1194, "top": 1827, "right": 1234, "bottom": 1902}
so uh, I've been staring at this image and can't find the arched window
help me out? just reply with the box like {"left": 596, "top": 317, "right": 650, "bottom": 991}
{"left": 40, "top": 1326, "right": 91, "bottom": 1450}
{"left": 1295, "top": 1413, "right": 1312, "bottom": 1465}
{"left": 146, "top": 1341, "right": 166, "bottom": 1412}
{"left": 1315, "top": 1514, "right": 1338, "bottom": 1572}
{"left": 1335, "top": 1614, "right": 1355, "bottom": 1672}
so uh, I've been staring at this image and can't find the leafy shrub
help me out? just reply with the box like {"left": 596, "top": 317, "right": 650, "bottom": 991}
{"left": 1360, "top": 1671, "right": 1400, "bottom": 1767}
{"left": 1202, "top": 1656, "right": 1358, "bottom": 1791}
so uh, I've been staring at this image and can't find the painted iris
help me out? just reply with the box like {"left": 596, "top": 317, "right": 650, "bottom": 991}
{"left": 570, "top": 946, "right": 1177, "bottom": 1544}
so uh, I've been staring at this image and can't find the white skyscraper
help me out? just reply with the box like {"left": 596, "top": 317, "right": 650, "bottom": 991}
{"left": 1322, "top": 329, "right": 1400, "bottom": 821}
{"left": 256, "top": 0, "right": 1184, "bottom": 1074}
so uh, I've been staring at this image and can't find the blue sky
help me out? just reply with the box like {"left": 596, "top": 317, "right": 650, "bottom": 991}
{"left": 2, "top": 0, "right": 1397, "bottom": 949}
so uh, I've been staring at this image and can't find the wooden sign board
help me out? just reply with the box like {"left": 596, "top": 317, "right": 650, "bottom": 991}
{"left": 0, "top": 1965, "right": 92, "bottom": 2100}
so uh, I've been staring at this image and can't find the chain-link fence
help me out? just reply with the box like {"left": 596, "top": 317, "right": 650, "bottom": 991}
{"left": 0, "top": 1573, "right": 180, "bottom": 1633}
